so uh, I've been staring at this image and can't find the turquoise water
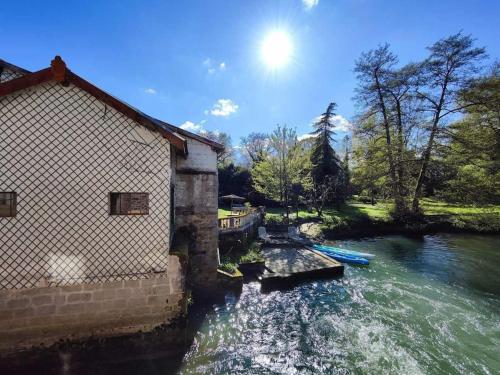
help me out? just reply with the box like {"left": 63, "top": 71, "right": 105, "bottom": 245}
{"left": 180, "top": 234, "right": 500, "bottom": 374}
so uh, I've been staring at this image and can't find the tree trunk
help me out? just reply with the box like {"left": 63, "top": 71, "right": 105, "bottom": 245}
{"left": 374, "top": 72, "right": 406, "bottom": 216}
{"left": 412, "top": 79, "right": 448, "bottom": 212}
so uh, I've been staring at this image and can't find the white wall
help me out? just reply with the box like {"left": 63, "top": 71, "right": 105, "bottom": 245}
{"left": 176, "top": 138, "right": 218, "bottom": 172}
{"left": 0, "top": 81, "right": 172, "bottom": 289}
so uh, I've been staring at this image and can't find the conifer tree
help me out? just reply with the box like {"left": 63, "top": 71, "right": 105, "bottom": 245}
{"left": 309, "top": 103, "right": 344, "bottom": 214}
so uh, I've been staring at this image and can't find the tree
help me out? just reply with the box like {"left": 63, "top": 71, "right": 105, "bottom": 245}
{"left": 310, "top": 103, "right": 342, "bottom": 182}
{"left": 251, "top": 125, "right": 310, "bottom": 220}
{"left": 354, "top": 46, "right": 413, "bottom": 219}
{"left": 411, "top": 32, "right": 487, "bottom": 211}
{"left": 202, "top": 130, "right": 233, "bottom": 166}
{"left": 240, "top": 132, "right": 269, "bottom": 165}
{"left": 437, "top": 66, "right": 500, "bottom": 203}
{"left": 309, "top": 103, "right": 344, "bottom": 215}
{"left": 218, "top": 163, "right": 252, "bottom": 198}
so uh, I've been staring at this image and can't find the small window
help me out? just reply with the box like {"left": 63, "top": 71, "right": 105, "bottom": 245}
{"left": 0, "top": 192, "right": 17, "bottom": 217}
{"left": 109, "top": 192, "right": 149, "bottom": 215}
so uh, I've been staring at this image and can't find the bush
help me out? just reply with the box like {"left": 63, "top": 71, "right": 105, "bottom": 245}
{"left": 219, "top": 261, "right": 239, "bottom": 274}
{"left": 239, "top": 246, "right": 264, "bottom": 263}
{"left": 265, "top": 215, "right": 286, "bottom": 225}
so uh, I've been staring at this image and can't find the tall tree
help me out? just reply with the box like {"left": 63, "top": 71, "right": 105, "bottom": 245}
{"left": 309, "top": 103, "right": 344, "bottom": 214}
{"left": 310, "top": 103, "right": 342, "bottom": 183}
{"left": 411, "top": 32, "right": 486, "bottom": 211}
{"left": 354, "top": 46, "right": 412, "bottom": 219}
{"left": 240, "top": 132, "right": 269, "bottom": 165}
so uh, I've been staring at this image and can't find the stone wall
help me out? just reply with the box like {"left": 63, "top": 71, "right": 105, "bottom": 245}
{"left": 0, "top": 255, "right": 184, "bottom": 352}
{"left": 173, "top": 139, "right": 219, "bottom": 292}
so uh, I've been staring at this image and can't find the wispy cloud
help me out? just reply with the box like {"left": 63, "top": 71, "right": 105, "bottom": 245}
{"left": 302, "top": 0, "right": 319, "bottom": 10}
{"left": 208, "top": 99, "right": 239, "bottom": 117}
{"left": 203, "top": 58, "right": 227, "bottom": 74}
{"left": 144, "top": 88, "right": 157, "bottom": 94}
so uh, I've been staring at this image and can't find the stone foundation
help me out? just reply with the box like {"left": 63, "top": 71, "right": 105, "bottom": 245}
{"left": 0, "top": 255, "right": 184, "bottom": 352}
{"left": 175, "top": 171, "right": 219, "bottom": 291}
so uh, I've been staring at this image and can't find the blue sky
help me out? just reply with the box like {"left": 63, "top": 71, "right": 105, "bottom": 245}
{"left": 1, "top": 0, "right": 499, "bottom": 147}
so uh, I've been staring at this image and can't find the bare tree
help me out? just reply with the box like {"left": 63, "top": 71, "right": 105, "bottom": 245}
{"left": 202, "top": 130, "right": 234, "bottom": 166}
{"left": 240, "top": 132, "right": 269, "bottom": 165}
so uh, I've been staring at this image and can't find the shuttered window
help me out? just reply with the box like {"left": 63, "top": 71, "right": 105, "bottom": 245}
{"left": 0, "top": 192, "right": 17, "bottom": 217}
{"left": 109, "top": 192, "right": 149, "bottom": 215}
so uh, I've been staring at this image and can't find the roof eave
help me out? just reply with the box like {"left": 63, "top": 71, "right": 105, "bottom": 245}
{"left": 0, "top": 57, "right": 188, "bottom": 155}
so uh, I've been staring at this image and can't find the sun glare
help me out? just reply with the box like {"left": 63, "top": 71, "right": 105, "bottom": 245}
{"left": 260, "top": 30, "right": 293, "bottom": 69}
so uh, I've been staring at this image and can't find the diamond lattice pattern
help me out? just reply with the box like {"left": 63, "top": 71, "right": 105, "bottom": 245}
{"left": 0, "top": 81, "right": 171, "bottom": 289}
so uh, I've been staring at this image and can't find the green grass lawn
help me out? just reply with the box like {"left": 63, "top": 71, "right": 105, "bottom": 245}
{"left": 261, "top": 198, "right": 499, "bottom": 223}
{"left": 218, "top": 208, "right": 232, "bottom": 219}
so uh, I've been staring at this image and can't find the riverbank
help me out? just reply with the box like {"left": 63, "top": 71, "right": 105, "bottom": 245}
{"left": 265, "top": 199, "right": 500, "bottom": 239}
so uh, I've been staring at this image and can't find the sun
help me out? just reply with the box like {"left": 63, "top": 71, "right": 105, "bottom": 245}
{"left": 260, "top": 30, "right": 293, "bottom": 69}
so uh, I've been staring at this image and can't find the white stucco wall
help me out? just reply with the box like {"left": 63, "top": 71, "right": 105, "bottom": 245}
{"left": 0, "top": 81, "right": 172, "bottom": 289}
{"left": 176, "top": 138, "right": 218, "bottom": 172}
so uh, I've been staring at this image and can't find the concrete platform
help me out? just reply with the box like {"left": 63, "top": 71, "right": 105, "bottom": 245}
{"left": 260, "top": 246, "right": 344, "bottom": 291}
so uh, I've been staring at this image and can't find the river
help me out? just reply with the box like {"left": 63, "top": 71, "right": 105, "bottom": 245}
{"left": 179, "top": 234, "right": 500, "bottom": 374}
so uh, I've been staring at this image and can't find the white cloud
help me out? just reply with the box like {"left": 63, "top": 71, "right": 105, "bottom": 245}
{"left": 208, "top": 68, "right": 216, "bottom": 74}
{"left": 203, "top": 58, "right": 211, "bottom": 66}
{"left": 219, "top": 62, "right": 226, "bottom": 70}
{"left": 180, "top": 121, "right": 202, "bottom": 132}
{"left": 209, "top": 99, "right": 239, "bottom": 117}
{"left": 298, "top": 133, "right": 318, "bottom": 141}
{"left": 144, "top": 88, "right": 156, "bottom": 94}
{"left": 310, "top": 114, "right": 352, "bottom": 132}
{"left": 302, "top": 0, "right": 319, "bottom": 10}
{"left": 180, "top": 120, "right": 207, "bottom": 134}
{"left": 331, "top": 115, "right": 352, "bottom": 132}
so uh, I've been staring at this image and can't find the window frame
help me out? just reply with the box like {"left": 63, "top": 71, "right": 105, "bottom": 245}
{"left": 109, "top": 192, "right": 149, "bottom": 216}
{"left": 0, "top": 192, "right": 17, "bottom": 217}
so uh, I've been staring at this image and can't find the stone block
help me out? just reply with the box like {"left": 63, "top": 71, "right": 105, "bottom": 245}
{"left": 67, "top": 293, "right": 92, "bottom": 303}
{"left": 115, "top": 288, "right": 132, "bottom": 299}
{"left": 57, "top": 303, "right": 86, "bottom": 315}
{"left": 36, "top": 305, "right": 57, "bottom": 316}
{"left": 7, "top": 298, "right": 30, "bottom": 309}
{"left": 93, "top": 289, "right": 116, "bottom": 301}
{"left": 61, "top": 284, "right": 83, "bottom": 293}
{"left": 101, "top": 299, "right": 127, "bottom": 311}
{"left": 54, "top": 295, "right": 66, "bottom": 306}
{"left": 13, "top": 307, "right": 35, "bottom": 318}
{"left": 31, "top": 295, "right": 54, "bottom": 306}
{"left": 147, "top": 296, "right": 166, "bottom": 306}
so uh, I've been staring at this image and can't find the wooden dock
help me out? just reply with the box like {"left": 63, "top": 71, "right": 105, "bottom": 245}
{"left": 259, "top": 244, "right": 344, "bottom": 291}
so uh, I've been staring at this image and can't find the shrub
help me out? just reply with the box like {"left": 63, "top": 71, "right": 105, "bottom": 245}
{"left": 239, "top": 246, "right": 264, "bottom": 263}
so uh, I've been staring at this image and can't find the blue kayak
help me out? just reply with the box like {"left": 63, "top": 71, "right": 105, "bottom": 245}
{"left": 316, "top": 249, "right": 370, "bottom": 265}
{"left": 312, "top": 244, "right": 375, "bottom": 260}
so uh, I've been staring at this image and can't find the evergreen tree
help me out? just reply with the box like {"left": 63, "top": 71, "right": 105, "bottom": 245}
{"left": 308, "top": 103, "right": 344, "bottom": 212}
{"left": 310, "top": 103, "right": 342, "bottom": 183}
